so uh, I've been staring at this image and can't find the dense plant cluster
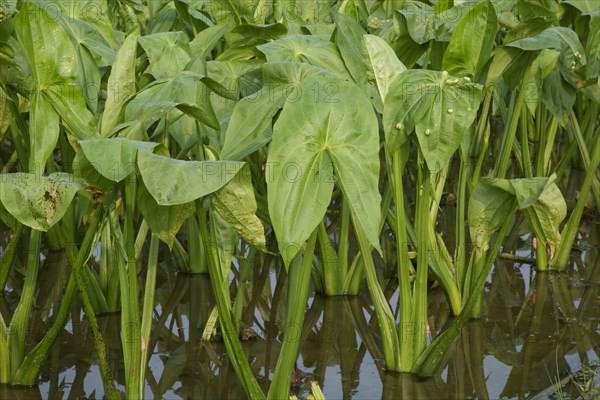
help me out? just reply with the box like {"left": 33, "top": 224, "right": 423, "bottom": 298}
{"left": 0, "top": 0, "right": 599, "bottom": 398}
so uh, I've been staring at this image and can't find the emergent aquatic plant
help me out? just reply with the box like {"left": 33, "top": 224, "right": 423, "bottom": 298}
{"left": 0, "top": 0, "right": 599, "bottom": 398}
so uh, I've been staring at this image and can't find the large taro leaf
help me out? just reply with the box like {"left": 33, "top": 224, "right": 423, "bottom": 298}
{"left": 506, "top": 27, "right": 586, "bottom": 72}
{"left": 137, "top": 183, "right": 195, "bottom": 249}
{"left": 469, "top": 175, "right": 566, "bottom": 254}
{"left": 338, "top": 0, "right": 369, "bottom": 22}
{"left": 25, "top": 0, "right": 115, "bottom": 116}
{"left": 0, "top": 38, "right": 33, "bottom": 99}
{"left": 468, "top": 179, "right": 517, "bottom": 251}
{"left": 383, "top": 70, "right": 483, "bottom": 171}
{"left": 211, "top": 165, "right": 267, "bottom": 251}
{"left": 504, "top": 175, "right": 567, "bottom": 260}
{"left": 43, "top": 84, "right": 98, "bottom": 141}
{"left": 77, "top": 45, "right": 101, "bottom": 114}
{"left": 563, "top": 0, "right": 600, "bottom": 14}
{"left": 190, "top": 25, "right": 228, "bottom": 60}
{"left": 522, "top": 49, "right": 561, "bottom": 115}
{"left": 334, "top": 14, "right": 382, "bottom": 111}
{"left": 221, "top": 62, "right": 344, "bottom": 161}
{"left": 147, "top": 1, "right": 177, "bottom": 34}
{"left": 79, "top": 138, "right": 159, "bottom": 182}
{"left": 137, "top": 150, "right": 244, "bottom": 206}
{"left": 0, "top": 87, "right": 13, "bottom": 136}
{"left": 101, "top": 27, "right": 139, "bottom": 136}
{"left": 210, "top": 0, "right": 257, "bottom": 26}
{"left": 284, "top": 0, "right": 335, "bottom": 23}
{"left": 207, "top": 60, "right": 264, "bottom": 99}
{"left": 586, "top": 14, "right": 600, "bottom": 79}
{"left": 72, "top": 150, "right": 113, "bottom": 193}
{"left": 441, "top": 0, "right": 498, "bottom": 81}
{"left": 226, "top": 23, "right": 288, "bottom": 47}
{"left": 395, "top": 1, "right": 468, "bottom": 45}
{"left": 212, "top": 208, "right": 238, "bottom": 279}
{"left": 362, "top": 35, "right": 406, "bottom": 103}
{"left": 383, "top": 70, "right": 436, "bottom": 152}
{"left": 528, "top": 182, "right": 567, "bottom": 259}
{"left": 28, "top": 0, "right": 115, "bottom": 64}
{"left": 485, "top": 47, "right": 530, "bottom": 88}
{"left": 268, "top": 75, "right": 381, "bottom": 266}
{"left": 257, "top": 35, "right": 351, "bottom": 78}
{"left": 0, "top": 173, "right": 84, "bottom": 231}
{"left": 29, "top": 91, "right": 59, "bottom": 172}
{"left": 30, "top": 0, "right": 115, "bottom": 49}
{"left": 123, "top": 72, "right": 220, "bottom": 133}
{"left": 138, "top": 32, "right": 191, "bottom": 80}
{"left": 13, "top": 2, "right": 77, "bottom": 86}
{"left": 395, "top": 2, "right": 440, "bottom": 45}
{"left": 508, "top": 175, "right": 557, "bottom": 209}
{"left": 14, "top": 2, "right": 97, "bottom": 167}
{"left": 392, "top": 10, "right": 429, "bottom": 68}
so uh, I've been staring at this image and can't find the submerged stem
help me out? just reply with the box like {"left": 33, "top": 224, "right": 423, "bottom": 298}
{"left": 14, "top": 210, "right": 104, "bottom": 385}
{"left": 7, "top": 229, "right": 41, "bottom": 380}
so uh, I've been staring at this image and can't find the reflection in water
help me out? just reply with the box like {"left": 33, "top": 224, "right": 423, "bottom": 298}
{"left": 1, "top": 226, "right": 600, "bottom": 399}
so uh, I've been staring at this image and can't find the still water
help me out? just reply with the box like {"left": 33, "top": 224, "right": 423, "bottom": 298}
{"left": 1, "top": 215, "right": 599, "bottom": 399}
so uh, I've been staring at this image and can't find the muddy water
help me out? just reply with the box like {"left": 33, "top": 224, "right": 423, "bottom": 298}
{"left": 1, "top": 218, "right": 599, "bottom": 399}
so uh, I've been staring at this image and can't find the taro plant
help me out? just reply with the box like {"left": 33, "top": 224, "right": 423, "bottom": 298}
{"left": 265, "top": 69, "right": 384, "bottom": 395}
{"left": 0, "top": 0, "right": 599, "bottom": 399}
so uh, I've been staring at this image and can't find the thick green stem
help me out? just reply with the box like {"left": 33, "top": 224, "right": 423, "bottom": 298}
{"left": 473, "top": 91, "right": 492, "bottom": 157}
{"left": 520, "top": 108, "right": 532, "bottom": 178}
{"left": 318, "top": 221, "right": 342, "bottom": 295}
{"left": 123, "top": 177, "right": 141, "bottom": 400}
{"left": 469, "top": 248, "right": 486, "bottom": 317}
{"left": 188, "top": 216, "right": 207, "bottom": 273}
{"left": 0, "top": 313, "right": 8, "bottom": 383}
{"left": 535, "top": 243, "right": 548, "bottom": 271}
{"left": 391, "top": 149, "right": 413, "bottom": 370}
{"left": 14, "top": 212, "right": 104, "bottom": 385}
{"left": 539, "top": 116, "right": 558, "bottom": 176}
{"left": 8, "top": 109, "right": 29, "bottom": 171}
{"left": 569, "top": 111, "right": 600, "bottom": 211}
{"left": 551, "top": 128, "right": 600, "bottom": 269}
{"left": 13, "top": 275, "right": 76, "bottom": 384}
{"left": 7, "top": 229, "right": 41, "bottom": 380}
{"left": 414, "top": 204, "right": 517, "bottom": 376}
{"left": 472, "top": 122, "right": 490, "bottom": 187}
{"left": 102, "top": 221, "right": 120, "bottom": 311}
{"left": 0, "top": 224, "right": 23, "bottom": 291}
{"left": 139, "top": 234, "right": 159, "bottom": 397}
{"left": 197, "top": 202, "right": 265, "bottom": 399}
{"left": 267, "top": 230, "right": 317, "bottom": 399}
{"left": 456, "top": 154, "right": 468, "bottom": 291}
{"left": 338, "top": 199, "right": 350, "bottom": 283}
{"left": 355, "top": 220, "right": 400, "bottom": 371}
{"left": 233, "top": 247, "right": 256, "bottom": 326}
{"left": 430, "top": 165, "right": 448, "bottom": 223}
{"left": 69, "top": 215, "right": 120, "bottom": 399}
{"left": 414, "top": 162, "right": 430, "bottom": 357}
{"left": 495, "top": 66, "right": 533, "bottom": 178}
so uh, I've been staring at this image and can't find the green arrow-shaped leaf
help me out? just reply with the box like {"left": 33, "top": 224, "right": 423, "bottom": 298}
{"left": 0, "top": 173, "right": 84, "bottom": 231}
